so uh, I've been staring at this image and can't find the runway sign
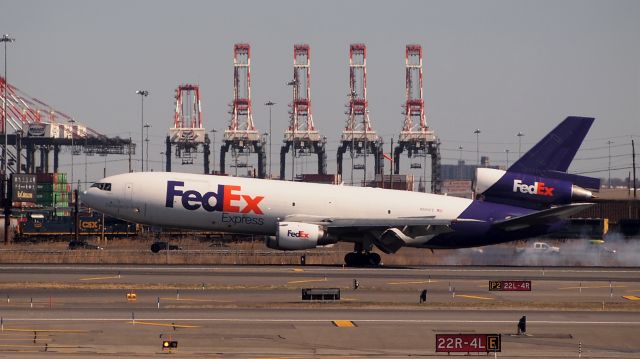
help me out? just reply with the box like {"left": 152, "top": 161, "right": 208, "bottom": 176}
{"left": 436, "top": 334, "right": 501, "bottom": 353}
{"left": 489, "top": 280, "right": 531, "bottom": 291}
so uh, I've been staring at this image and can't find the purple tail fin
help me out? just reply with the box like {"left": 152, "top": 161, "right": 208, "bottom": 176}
{"left": 509, "top": 116, "right": 594, "bottom": 175}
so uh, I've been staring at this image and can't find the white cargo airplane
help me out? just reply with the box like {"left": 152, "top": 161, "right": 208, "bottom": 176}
{"left": 82, "top": 117, "right": 597, "bottom": 265}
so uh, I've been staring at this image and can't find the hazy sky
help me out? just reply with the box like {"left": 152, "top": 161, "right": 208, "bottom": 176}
{"left": 2, "top": 0, "right": 639, "bottom": 186}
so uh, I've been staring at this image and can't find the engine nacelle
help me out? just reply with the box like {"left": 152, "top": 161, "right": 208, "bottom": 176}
{"left": 265, "top": 222, "right": 336, "bottom": 250}
{"left": 475, "top": 168, "right": 594, "bottom": 208}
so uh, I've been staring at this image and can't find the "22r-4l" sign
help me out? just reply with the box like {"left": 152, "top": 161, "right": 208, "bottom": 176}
{"left": 435, "top": 334, "right": 501, "bottom": 353}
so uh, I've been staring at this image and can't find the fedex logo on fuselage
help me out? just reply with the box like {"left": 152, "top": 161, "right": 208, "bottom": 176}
{"left": 287, "top": 230, "right": 310, "bottom": 238}
{"left": 512, "top": 179, "right": 554, "bottom": 197}
{"left": 165, "top": 181, "right": 264, "bottom": 214}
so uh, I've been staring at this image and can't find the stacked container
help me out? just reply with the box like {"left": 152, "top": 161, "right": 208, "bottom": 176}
{"left": 35, "top": 173, "right": 72, "bottom": 216}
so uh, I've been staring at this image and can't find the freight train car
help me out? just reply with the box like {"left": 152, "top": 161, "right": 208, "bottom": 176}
{"left": 15, "top": 211, "right": 138, "bottom": 241}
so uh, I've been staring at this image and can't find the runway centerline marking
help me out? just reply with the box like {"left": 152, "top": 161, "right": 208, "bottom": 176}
{"left": 79, "top": 275, "right": 121, "bottom": 281}
{"left": 159, "top": 297, "right": 231, "bottom": 303}
{"left": 456, "top": 294, "right": 494, "bottom": 300}
{"left": 387, "top": 280, "right": 438, "bottom": 285}
{"left": 287, "top": 278, "right": 328, "bottom": 284}
{"left": 558, "top": 285, "right": 627, "bottom": 290}
{"left": 127, "top": 321, "right": 201, "bottom": 328}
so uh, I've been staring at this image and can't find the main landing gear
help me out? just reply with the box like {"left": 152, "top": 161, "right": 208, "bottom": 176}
{"left": 344, "top": 243, "right": 381, "bottom": 266}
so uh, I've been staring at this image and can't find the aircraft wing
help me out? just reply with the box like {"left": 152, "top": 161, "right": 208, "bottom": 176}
{"left": 492, "top": 203, "right": 594, "bottom": 232}
{"left": 282, "top": 214, "right": 452, "bottom": 228}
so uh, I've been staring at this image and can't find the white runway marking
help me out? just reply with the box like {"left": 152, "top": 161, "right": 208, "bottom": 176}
{"left": 2, "top": 318, "right": 640, "bottom": 325}
{"left": 1, "top": 265, "right": 640, "bottom": 275}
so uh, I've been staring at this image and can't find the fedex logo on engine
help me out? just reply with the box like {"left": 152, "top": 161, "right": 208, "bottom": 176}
{"left": 513, "top": 179, "right": 554, "bottom": 197}
{"left": 165, "top": 181, "right": 264, "bottom": 214}
{"left": 287, "top": 230, "right": 310, "bottom": 238}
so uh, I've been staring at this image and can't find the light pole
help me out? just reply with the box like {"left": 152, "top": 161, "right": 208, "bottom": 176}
{"left": 68, "top": 118, "right": 76, "bottom": 191}
{"left": 2, "top": 34, "right": 15, "bottom": 246}
{"left": 505, "top": 149, "right": 510, "bottom": 168}
{"left": 160, "top": 151, "right": 164, "bottom": 172}
{"left": 287, "top": 81, "right": 298, "bottom": 181}
{"left": 143, "top": 123, "right": 150, "bottom": 171}
{"left": 607, "top": 140, "right": 613, "bottom": 188}
{"left": 135, "top": 90, "right": 149, "bottom": 172}
{"left": 264, "top": 101, "right": 275, "bottom": 178}
{"left": 474, "top": 129, "right": 481, "bottom": 166}
{"left": 458, "top": 145, "right": 463, "bottom": 179}
{"left": 517, "top": 132, "right": 524, "bottom": 158}
{"left": 2, "top": 34, "right": 14, "bottom": 178}
{"left": 210, "top": 129, "right": 217, "bottom": 174}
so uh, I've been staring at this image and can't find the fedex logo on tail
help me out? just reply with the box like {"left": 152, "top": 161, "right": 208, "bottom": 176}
{"left": 165, "top": 181, "right": 264, "bottom": 214}
{"left": 287, "top": 230, "right": 310, "bottom": 238}
{"left": 513, "top": 179, "right": 554, "bottom": 197}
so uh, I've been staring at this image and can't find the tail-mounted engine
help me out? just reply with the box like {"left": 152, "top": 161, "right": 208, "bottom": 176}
{"left": 475, "top": 168, "right": 597, "bottom": 209}
{"left": 265, "top": 222, "right": 337, "bottom": 250}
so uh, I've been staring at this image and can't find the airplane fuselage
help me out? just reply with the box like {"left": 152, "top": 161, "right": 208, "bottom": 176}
{"left": 82, "top": 172, "right": 546, "bottom": 249}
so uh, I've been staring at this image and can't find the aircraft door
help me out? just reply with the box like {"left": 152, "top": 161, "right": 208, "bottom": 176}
{"left": 125, "top": 183, "right": 133, "bottom": 204}
{"left": 125, "top": 182, "right": 146, "bottom": 219}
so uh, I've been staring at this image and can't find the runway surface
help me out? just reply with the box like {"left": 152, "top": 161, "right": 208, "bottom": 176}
{"left": 0, "top": 265, "right": 639, "bottom": 358}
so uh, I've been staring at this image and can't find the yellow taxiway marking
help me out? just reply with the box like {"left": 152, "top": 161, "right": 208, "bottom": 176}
{"left": 456, "top": 294, "right": 494, "bottom": 300}
{"left": 0, "top": 344, "right": 43, "bottom": 350}
{"left": 0, "top": 328, "right": 88, "bottom": 333}
{"left": 79, "top": 275, "right": 121, "bottom": 281}
{"left": 127, "top": 321, "right": 200, "bottom": 328}
{"left": 558, "top": 285, "right": 627, "bottom": 290}
{"left": 332, "top": 320, "right": 356, "bottom": 327}
{"left": 292, "top": 268, "right": 304, "bottom": 272}
{"left": 387, "top": 280, "right": 438, "bottom": 285}
{"left": 159, "top": 297, "right": 232, "bottom": 303}
{"left": 622, "top": 295, "right": 640, "bottom": 301}
{"left": 287, "top": 278, "right": 327, "bottom": 284}
{"left": 340, "top": 297, "right": 358, "bottom": 301}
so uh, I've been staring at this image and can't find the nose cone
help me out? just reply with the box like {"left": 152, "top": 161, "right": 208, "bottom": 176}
{"left": 81, "top": 187, "right": 102, "bottom": 211}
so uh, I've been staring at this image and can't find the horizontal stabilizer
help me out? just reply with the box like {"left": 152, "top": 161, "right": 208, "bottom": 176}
{"left": 492, "top": 203, "right": 594, "bottom": 232}
{"left": 541, "top": 170, "right": 601, "bottom": 190}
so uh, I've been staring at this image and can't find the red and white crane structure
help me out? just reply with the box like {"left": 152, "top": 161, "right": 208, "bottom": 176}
{"left": 393, "top": 45, "right": 441, "bottom": 193}
{"left": 165, "top": 84, "right": 210, "bottom": 173}
{"left": 337, "top": 44, "right": 383, "bottom": 185}
{"left": 1, "top": 76, "right": 130, "bottom": 174}
{"left": 279, "top": 44, "right": 326, "bottom": 180}
{"left": 220, "top": 44, "right": 266, "bottom": 178}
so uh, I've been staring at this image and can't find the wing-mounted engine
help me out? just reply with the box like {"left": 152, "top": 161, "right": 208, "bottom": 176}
{"left": 265, "top": 222, "right": 337, "bottom": 250}
{"left": 475, "top": 168, "right": 597, "bottom": 209}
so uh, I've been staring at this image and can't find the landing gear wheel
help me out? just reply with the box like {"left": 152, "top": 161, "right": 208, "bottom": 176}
{"left": 344, "top": 252, "right": 357, "bottom": 266}
{"left": 369, "top": 252, "right": 381, "bottom": 266}
{"left": 344, "top": 252, "right": 381, "bottom": 267}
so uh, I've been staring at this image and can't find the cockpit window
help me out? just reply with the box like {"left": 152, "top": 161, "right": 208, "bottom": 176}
{"left": 91, "top": 182, "right": 111, "bottom": 191}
